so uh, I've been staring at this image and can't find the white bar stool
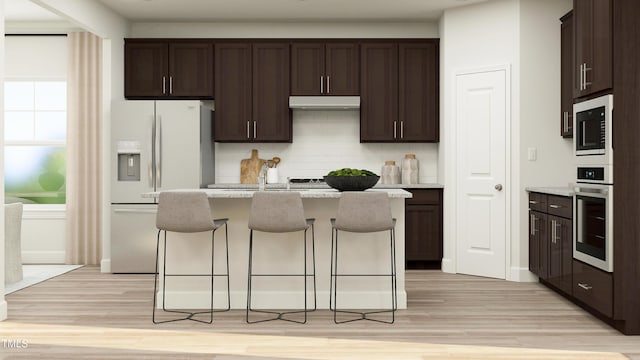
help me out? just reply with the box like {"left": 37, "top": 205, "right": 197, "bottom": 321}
{"left": 153, "top": 191, "right": 230, "bottom": 324}
{"left": 246, "top": 191, "right": 316, "bottom": 324}
{"left": 330, "top": 191, "right": 397, "bottom": 324}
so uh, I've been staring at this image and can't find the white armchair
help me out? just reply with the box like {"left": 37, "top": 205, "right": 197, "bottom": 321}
{"left": 5, "top": 203, "right": 23, "bottom": 284}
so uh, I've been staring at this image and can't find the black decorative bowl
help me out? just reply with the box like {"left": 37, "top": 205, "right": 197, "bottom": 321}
{"left": 323, "top": 175, "right": 380, "bottom": 191}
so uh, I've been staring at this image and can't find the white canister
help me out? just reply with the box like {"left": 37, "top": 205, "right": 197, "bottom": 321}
{"left": 266, "top": 168, "right": 279, "bottom": 184}
{"left": 381, "top": 160, "right": 401, "bottom": 184}
{"left": 401, "top": 154, "right": 419, "bottom": 184}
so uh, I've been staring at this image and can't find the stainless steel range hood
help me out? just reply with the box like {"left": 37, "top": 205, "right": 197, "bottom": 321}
{"left": 289, "top": 96, "right": 360, "bottom": 110}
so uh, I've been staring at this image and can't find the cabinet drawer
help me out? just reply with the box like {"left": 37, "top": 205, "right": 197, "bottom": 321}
{"left": 405, "top": 189, "right": 441, "bottom": 205}
{"left": 573, "top": 260, "right": 613, "bottom": 318}
{"left": 528, "top": 193, "right": 547, "bottom": 212}
{"left": 547, "top": 195, "right": 573, "bottom": 218}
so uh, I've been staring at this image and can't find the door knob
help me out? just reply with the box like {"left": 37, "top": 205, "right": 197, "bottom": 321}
{"left": 495, "top": 184, "right": 503, "bottom": 191}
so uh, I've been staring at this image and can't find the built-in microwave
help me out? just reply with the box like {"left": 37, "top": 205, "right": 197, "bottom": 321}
{"left": 574, "top": 94, "right": 613, "bottom": 164}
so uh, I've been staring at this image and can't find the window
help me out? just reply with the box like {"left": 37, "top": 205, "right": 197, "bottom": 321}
{"left": 4, "top": 80, "right": 66, "bottom": 204}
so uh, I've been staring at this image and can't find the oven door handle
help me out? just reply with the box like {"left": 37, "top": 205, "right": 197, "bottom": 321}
{"left": 575, "top": 187, "right": 609, "bottom": 196}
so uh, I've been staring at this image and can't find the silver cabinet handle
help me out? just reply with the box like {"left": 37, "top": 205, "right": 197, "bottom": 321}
{"left": 529, "top": 200, "right": 538, "bottom": 205}
{"left": 327, "top": 75, "right": 331, "bottom": 94}
{"left": 320, "top": 75, "right": 324, "bottom": 94}
{"left": 400, "top": 121, "right": 404, "bottom": 139}
{"left": 495, "top": 184, "right": 503, "bottom": 191}
{"left": 578, "top": 283, "right": 593, "bottom": 291}
{"left": 162, "top": 76, "right": 166, "bottom": 95}
{"left": 393, "top": 121, "right": 397, "bottom": 139}
{"left": 563, "top": 112, "right": 568, "bottom": 132}
{"left": 530, "top": 214, "right": 536, "bottom": 236}
{"left": 253, "top": 121, "right": 257, "bottom": 139}
{"left": 578, "top": 64, "right": 582, "bottom": 90}
{"left": 169, "top": 76, "right": 173, "bottom": 95}
{"left": 551, "top": 219, "right": 556, "bottom": 244}
{"left": 549, "top": 204, "right": 562, "bottom": 209}
{"left": 247, "top": 120, "right": 250, "bottom": 139}
{"left": 584, "top": 64, "right": 592, "bottom": 89}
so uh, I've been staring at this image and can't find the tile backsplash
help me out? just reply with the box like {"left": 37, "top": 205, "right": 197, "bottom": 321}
{"left": 214, "top": 110, "right": 438, "bottom": 184}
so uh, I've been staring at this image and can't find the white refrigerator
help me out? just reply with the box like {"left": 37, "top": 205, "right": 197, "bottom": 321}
{"left": 110, "top": 100, "right": 214, "bottom": 273}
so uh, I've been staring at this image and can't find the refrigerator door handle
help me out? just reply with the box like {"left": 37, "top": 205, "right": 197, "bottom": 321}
{"left": 113, "top": 208, "right": 157, "bottom": 214}
{"left": 149, "top": 116, "right": 156, "bottom": 188}
{"left": 156, "top": 115, "right": 162, "bottom": 188}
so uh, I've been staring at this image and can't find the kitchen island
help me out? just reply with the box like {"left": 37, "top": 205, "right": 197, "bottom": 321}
{"left": 142, "top": 188, "right": 411, "bottom": 310}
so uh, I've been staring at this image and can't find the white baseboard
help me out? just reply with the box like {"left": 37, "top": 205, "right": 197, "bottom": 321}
{"left": 22, "top": 251, "right": 65, "bottom": 264}
{"left": 509, "top": 266, "right": 538, "bottom": 282}
{"left": 101, "top": 259, "right": 111, "bottom": 273}
{"left": 441, "top": 257, "right": 455, "bottom": 274}
{"left": 157, "top": 290, "right": 408, "bottom": 310}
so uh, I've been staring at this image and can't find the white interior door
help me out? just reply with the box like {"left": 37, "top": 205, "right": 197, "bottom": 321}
{"left": 455, "top": 68, "right": 508, "bottom": 279}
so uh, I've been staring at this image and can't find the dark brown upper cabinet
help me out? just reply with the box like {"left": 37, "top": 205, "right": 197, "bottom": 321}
{"left": 214, "top": 42, "right": 291, "bottom": 142}
{"left": 399, "top": 42, "right": 439, "bottom": 142}
{"left": 125, "top": 40, "right": 213, "bottom": 99}
{"left": 561, "top": 11, "right": 574, "bottom": 137}
{"left": 573, "top": 0, "right": 612, "bottom": 98}
{"left": 360, "top": 40, "right": 439, "bottom": 143}
{"left": 290, "top": 42, "right": 359, "bottom": 96}
{"left": 360, "top": 42, "right": 398, "bottom": 142}
{"left": 214, "top": 43, "right": 252, "bottom": 142}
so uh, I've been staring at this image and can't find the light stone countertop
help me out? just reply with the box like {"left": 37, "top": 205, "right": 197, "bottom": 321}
{"left": 525, "top": 186, "right": 574, "bottom": 197}
{"left": 206, "top": 183, "right": 443, "bottom": 190}
{"left": 142, "top": 188, "right": 412, "bottom": 199}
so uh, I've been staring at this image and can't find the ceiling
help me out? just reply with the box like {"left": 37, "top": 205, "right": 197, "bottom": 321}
{"left": 4, "top": 0, "right": 488, "bottom": 23}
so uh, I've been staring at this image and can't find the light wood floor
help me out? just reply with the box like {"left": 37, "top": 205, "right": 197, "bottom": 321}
{"left": 1, "top": 266, "right": 638, "bottom": 359}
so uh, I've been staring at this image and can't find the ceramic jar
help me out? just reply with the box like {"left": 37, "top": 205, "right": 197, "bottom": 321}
{"left": 381, "top": 160, "right": 400, "bottom": 184}
{"left": 401, "top": 154, "right": 419, "bottom": 184}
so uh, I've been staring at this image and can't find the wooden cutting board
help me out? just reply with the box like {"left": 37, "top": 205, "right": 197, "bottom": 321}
{"left": 240, "top": 149, "right": 266, "bottom": 184}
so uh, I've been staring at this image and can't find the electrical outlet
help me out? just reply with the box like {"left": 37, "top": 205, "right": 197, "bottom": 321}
{"left": 527, "top": 148, "right": 537, "bottom": 161}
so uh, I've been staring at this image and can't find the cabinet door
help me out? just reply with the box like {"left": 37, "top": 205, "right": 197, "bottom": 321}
{"left": 574, "top": 0, "right": 612, "bottom": 97}
{"left": 405, "top": 204, "right": 442, "bottom": 262}
{"left": 290, "top": 43, "right": 324, "bottom": 96}
{"left": 252, "top": 43, "right": 291, "bottom": 142}
{"left": 529, "top": 211, "right": 547, "bottom": 276}
{"left": 360, "top": 43, "right": 398, "bottom": 142}
{"left": 561, "top": 12, "right": 574, "bottom": 137}
{"left": 398, "top": 42, "right": 439, "bottom": 142}
{"left": 125, "top": 41, "right": 168, "bottom": 98}
{"left": 534, "top": 212, "right": 549, "bottom": 280}
{"left": 168, "top": 42, "right": 213, "bottom": 98}
{"left": 548, "top": 215, "right": 573, "bottom": 295}
{"left": 325, "top": 43, "right": 359, "bottom": 96}
{"left": 214, "top": 43, "right": 252, "bottom": 142}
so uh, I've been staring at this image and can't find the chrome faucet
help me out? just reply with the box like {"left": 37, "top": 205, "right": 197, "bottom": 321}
{"left": 258, "top": 163, "right": 268, "bottom": 191}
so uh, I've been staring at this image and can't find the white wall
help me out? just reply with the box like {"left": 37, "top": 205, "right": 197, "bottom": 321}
{"left": 4, "top": 35, "right": 68, "bottom": 264}
{"left": 216, "top": 111, "right": 438, "bottom": 184}
{"left": 518, "top": 0, "right": 573, "bottom": 269}
{"left": 440, "top": 0, "right": 573, "bottom": 281}
{"left": 1, "top": 0, "right": 8, "bottom": 321}
{"left": 131, "top": 22, "right": 439, "bottom": 38}
{"left": 440, "top": 0, "right": 521, "bottom": 278}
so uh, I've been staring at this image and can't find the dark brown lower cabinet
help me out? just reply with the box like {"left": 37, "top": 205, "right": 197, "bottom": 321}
{"left": 528, "top": 193, "right": 572, "bottom": 296}
{"left": 573, "top": 259, "right": 613, "bottom": 318}
{"left": 405, "top": 189, "right": 442, "bottom": 269}
{"left": 529, "top": 192, "right": 617, "bottom": 326}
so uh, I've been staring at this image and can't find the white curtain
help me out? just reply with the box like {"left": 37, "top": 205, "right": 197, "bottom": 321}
{"left": 66, "top": 32, "right": 103, "bottom": 265}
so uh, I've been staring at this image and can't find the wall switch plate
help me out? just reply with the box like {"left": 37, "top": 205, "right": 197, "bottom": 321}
{"left": 527, "top": 147, "right": 537, "bottom": 161}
